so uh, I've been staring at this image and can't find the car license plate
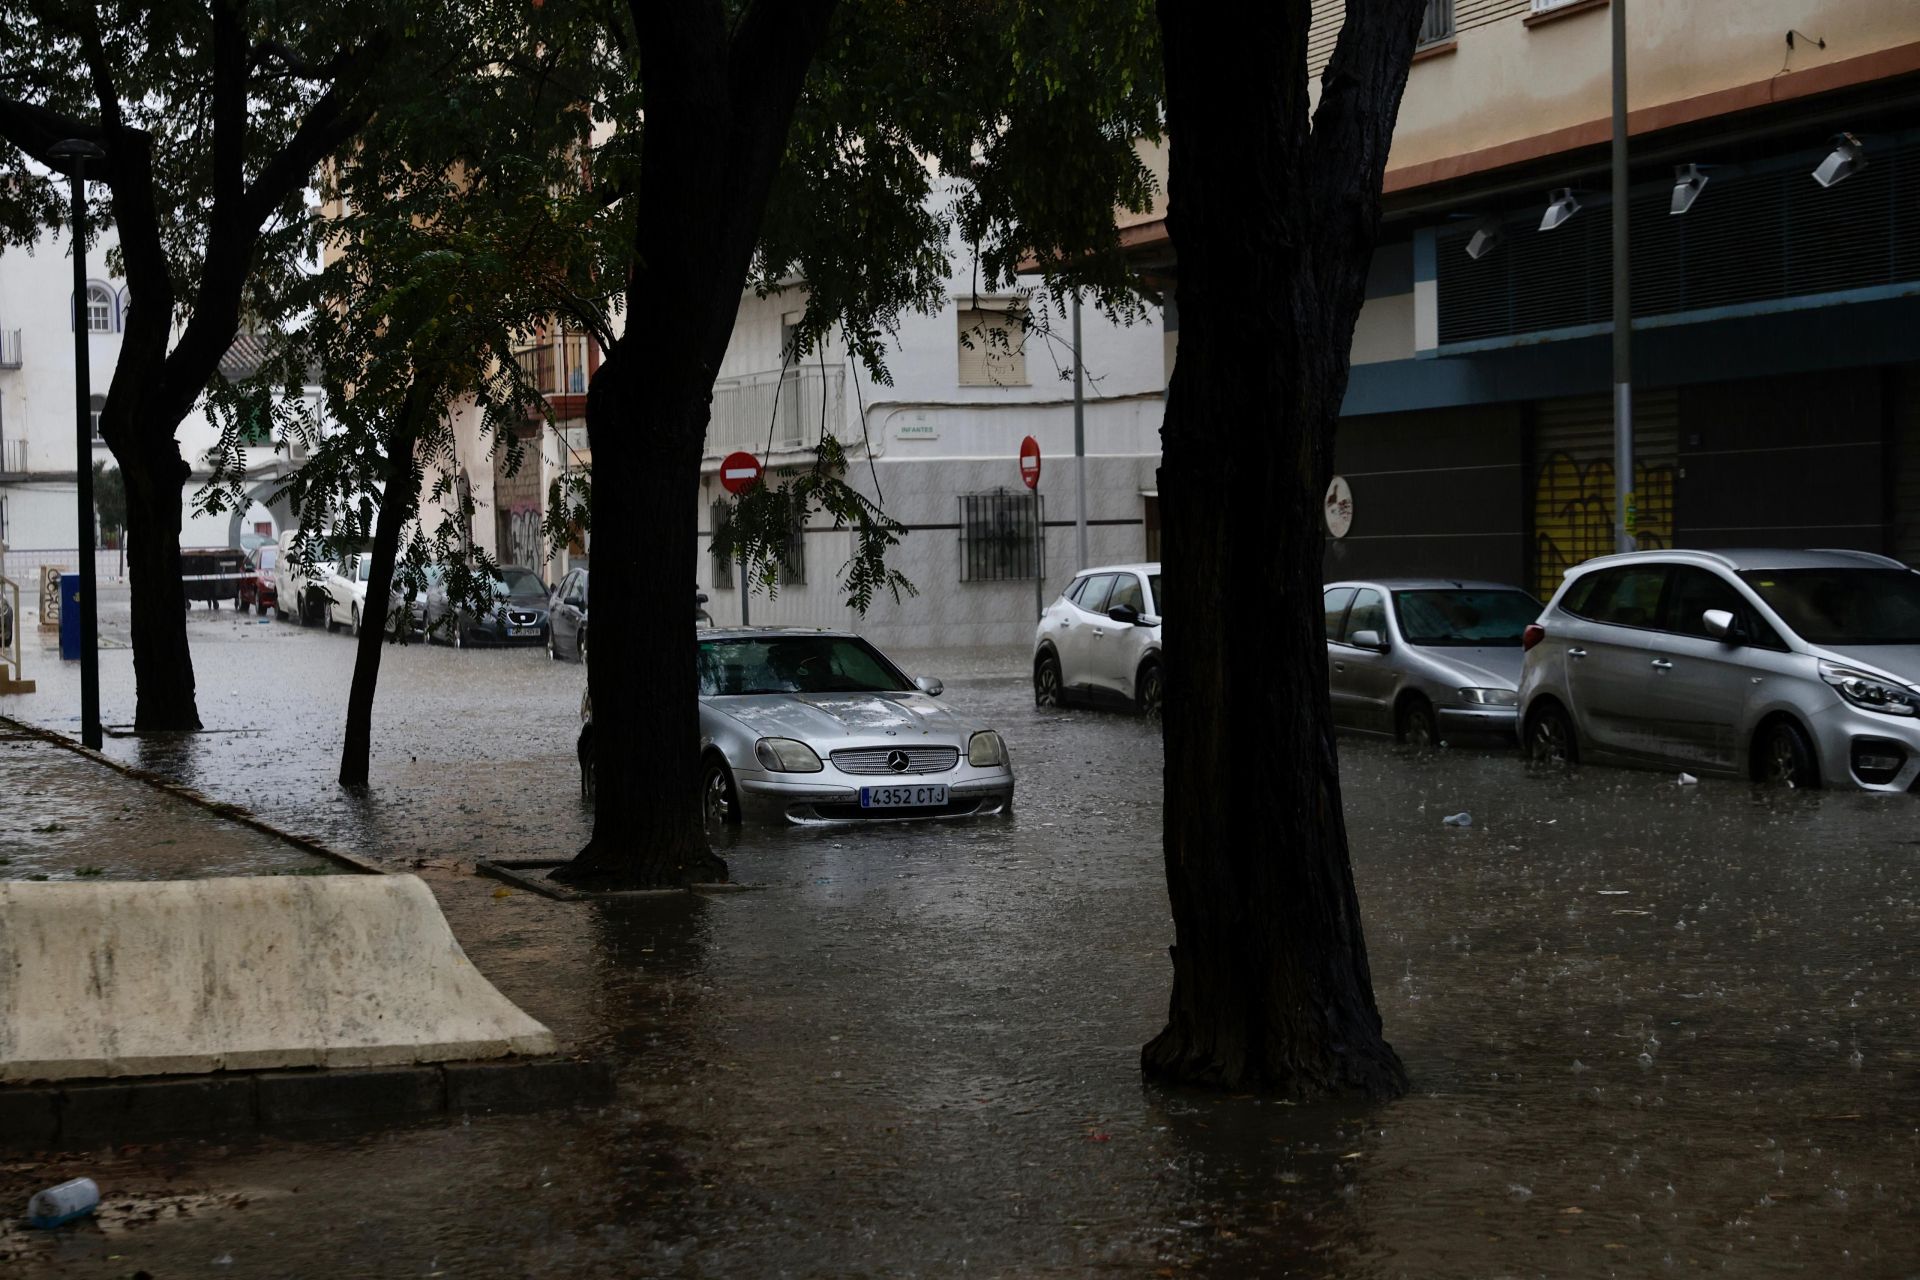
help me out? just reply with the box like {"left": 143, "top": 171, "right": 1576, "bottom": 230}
{"left": 509, "top": 625, "right": 535, "bottom": 636}
{"left": 859, "top": 784, "right": 948, "bottom": 809}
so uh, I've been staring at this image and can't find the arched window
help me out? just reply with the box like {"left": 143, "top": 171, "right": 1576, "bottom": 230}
{"left": 76, "top": 281, "right": 116, "bottom": 333}
{"left": 90, "top": 394, "right": 107, "bottom": 440}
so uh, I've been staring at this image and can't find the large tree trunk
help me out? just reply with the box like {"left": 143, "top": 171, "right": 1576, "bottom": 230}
{"left": 338, "top": 422, "right": 419, "bottom": 788}
{"left": 550, "top": 345, "right": 724, "bottom": 887}
{"left": 1141, "top": 0, "right": 1424, "bottom": 1099}
{"left": 119, "top": 428, "right": 201, "bottom": 731}
{"left": 550, "top": 0, "right": 836, "bottom": 890}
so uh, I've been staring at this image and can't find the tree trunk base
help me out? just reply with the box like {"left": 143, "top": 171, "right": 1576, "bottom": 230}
{"left": 548, "top": 840, "right": 729, "bottom": 891}
{"left": 1139, "top": 999, "right": 1409, "bottom": 1102}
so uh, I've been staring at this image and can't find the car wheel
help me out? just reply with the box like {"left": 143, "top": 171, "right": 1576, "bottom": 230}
{"left": 351, "top": 605, "right": 361, "bottom": 637}
{"left": 274, "top": 601, "right": 286, "bottom": 621}
{"left": 324, "top": 602, "right": 337, "bottom": 633}
{"left": 700, "top": 756, "right": 741, "bottom": 828}
{"left": 1135, "top": 659, "right": 1164, "bottom": 717}
{"left": 548, "top": 628, "right": 560, "bottom": 661}
{"left": 1034, "top": 651, "right": 1064, "bottom": 708}
{"left": 454, "top": 624, "right": 467, "bottom": 650}
{"left": 256, "top": 598, "right": 267, "bottom": 617}
{"left": 1756, "top": 718, "right": 1820, "bottom": 790}
{"left": 578, "top": 629, "right": 588, "bottom": 665}
{"left": 1397, "top": 695, "right": 1437, "bottom": 749}
{"left": 1526, "top": 701, "right": 1578, "bottom": 768}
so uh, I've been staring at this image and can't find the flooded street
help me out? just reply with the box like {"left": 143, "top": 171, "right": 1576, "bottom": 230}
{"left": 4, "top": 599, "right": 1917, "bottom": 1276}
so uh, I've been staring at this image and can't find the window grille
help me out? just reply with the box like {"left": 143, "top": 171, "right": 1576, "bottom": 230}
{"left": 710, "top": 502, "right": 734, "bottom": 589}
{"left": 779, "top": 504, "right": 806, "bottom": 586}
{"left": 959, "top": 489, "right": 1043, "bottom": 582}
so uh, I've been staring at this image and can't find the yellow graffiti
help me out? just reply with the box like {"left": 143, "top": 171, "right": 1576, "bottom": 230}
{"left": 1532, "top": 453, "right": 1674, "bottom": 599}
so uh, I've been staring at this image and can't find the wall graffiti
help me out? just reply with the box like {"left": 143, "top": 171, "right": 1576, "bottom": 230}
{"left": 1531, "top": 453, "right": 1675, "bottom": 599}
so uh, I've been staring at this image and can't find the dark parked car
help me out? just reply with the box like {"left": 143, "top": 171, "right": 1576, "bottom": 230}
{"left": 236, "top": 544, "right": 279, "bottom": 616}
{"left": 548, "top": 567, "right": 588, "bottom": 661}
{"left": 426, "top": 564, "right": 550, "bottom": 648}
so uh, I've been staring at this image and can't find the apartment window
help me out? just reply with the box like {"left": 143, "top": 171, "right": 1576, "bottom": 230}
{"left": 956, "top": 306, "right": 1029, "bottom": 387}
{"left": 710, "top": 501, "right": 734, "bottom": 590}
{"left": 959, "top": 489, "right": 1043, "bottom": 582}
{"left": 89, "top": 394, "right": 106, "bottom": 440}
{"left": 77, "top": 282, "right": 116, "bottom": 333}
{"left": 778, "top": 504, "right": 806, "bottom": 586}
{"left": 1418, "top": 0, "right": 1454, "bottom": 45}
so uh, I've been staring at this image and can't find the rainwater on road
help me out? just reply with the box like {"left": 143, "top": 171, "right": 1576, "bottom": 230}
{"left": 3, "top": 595, "right": 1915, "bottom": 1277}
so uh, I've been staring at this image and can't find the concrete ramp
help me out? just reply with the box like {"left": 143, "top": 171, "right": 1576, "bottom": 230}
{"left": 0, "top": 874, "right": 555, "bottom": 1083}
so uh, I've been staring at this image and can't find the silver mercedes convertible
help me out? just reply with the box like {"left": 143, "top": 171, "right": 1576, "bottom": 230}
{"left": 578, "top": 628, "right": 1007, "bottom": 826}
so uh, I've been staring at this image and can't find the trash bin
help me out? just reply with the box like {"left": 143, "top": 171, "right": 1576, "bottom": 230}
{"left": 58, "top": 572, "right": 81, "bottom": 661}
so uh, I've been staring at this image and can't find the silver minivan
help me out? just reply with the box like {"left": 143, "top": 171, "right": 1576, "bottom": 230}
{"left": 1323, "top": 579, "right": 1543, "bottom": 745}
{"left": 1518, "top": 548, "right": 1920, "bottom": 791}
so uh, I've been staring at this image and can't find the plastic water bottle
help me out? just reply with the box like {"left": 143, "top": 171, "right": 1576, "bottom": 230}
{"left": 1441, "top": 811, "right": 1473, "bottom": 828}
{"left": 27, "top": 1177, "right": 99, "bottom": 1229}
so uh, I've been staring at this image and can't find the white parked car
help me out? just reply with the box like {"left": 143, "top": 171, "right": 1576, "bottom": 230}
{"left": 1032, "top": 562, "right": 1163, "bottom": 713}
{"left": 273, "top": 536, "right": 323, "bottom": 626}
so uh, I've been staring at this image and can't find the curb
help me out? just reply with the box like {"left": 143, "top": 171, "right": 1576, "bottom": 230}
{"left": 477, "top": 858, "right": 758, "bottom": 902}
{"left": 0, "top": 714, "right": 383, "bottom": 876}
{"left": 0, "top": 1058, "right": 614, "bottom": 1155}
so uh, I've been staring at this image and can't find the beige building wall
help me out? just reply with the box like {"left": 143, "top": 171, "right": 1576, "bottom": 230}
{"left": 1305, "top": 0, "right": 1920, "bottom": 187}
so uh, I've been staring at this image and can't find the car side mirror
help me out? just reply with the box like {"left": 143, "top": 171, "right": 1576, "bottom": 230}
{"left": 1349, "top": 628, "right": 1387, "bottom": 652}
{"left": 1108, "top": 604, "right": 1140, "bottom": 626}
{"left": 914, "top": 675, "right": 944, "bottom": 697}
{"left": 1701, "top": 608, "right": 1743, "bottom": 643}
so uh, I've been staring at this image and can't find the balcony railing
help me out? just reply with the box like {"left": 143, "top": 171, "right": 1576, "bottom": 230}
{"left": 0, "top": 329, "right": 20, "bottom": 370}
{"left": 705, "top": 364, "right": 850, "bottom": 459}
{"left": 512, "top": 333, "right": 592, "bottom": 398}
{"left": 1418, "top": 0, "right": 1455, "bottom": 46}
{"left": 2, "top": 439, "right": 26, "bottom": 473}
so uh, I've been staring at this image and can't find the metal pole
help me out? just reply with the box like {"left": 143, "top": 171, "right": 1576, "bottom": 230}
{"left": 1610, "top": 0, "right": 1634, "bottom": 555}
{"left": 1034, "top": 485, "right": 1043, "bottom": 621}
{"left": 55, "top": 143, "right": 103, "bottom": 750}
{"left": 739, "top": 555, "right": 750, "bottom": 627}
{"left": 1071, "top": 293, "right": 1088, "bottom": 568}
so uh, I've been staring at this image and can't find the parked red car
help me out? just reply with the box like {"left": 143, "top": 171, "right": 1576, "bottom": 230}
{"left": 237, "top": 544, "right": 280, "bottom": 615}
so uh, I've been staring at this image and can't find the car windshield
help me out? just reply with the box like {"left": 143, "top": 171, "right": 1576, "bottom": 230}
{"left": 1737, "top": 568, "right": 1920, "bottom": 645}
{"left": 1392, "top": 588, "right": 1542, "bottom": 646}
{"left": 698, "top": 636, "right": 914, "bottom": 696}
{"left": 493, "top": 569, "right": 545, "bottom": 600}
{"left": 256, "top": 547, "right": 277, "bottom": 572}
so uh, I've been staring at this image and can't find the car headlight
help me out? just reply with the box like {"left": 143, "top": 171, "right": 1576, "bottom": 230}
{"left": 1457, "top": 688, "right": 1519, "bottom": 707}
{"left": 968, "top": 730, "right": 1008, "bottom": 767}
{"left": 1819, "top": 661, "right": 1919, "bottom": 717}
{"left": 754, "top": 737, "right": 824, "bottom": 772}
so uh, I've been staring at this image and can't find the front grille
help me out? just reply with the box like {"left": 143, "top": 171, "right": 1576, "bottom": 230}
{"left": 828, "top": 746, "right": 959, "bottom": 776}
{"left": 508, "top": 610, "right": 538, "bottom": 626}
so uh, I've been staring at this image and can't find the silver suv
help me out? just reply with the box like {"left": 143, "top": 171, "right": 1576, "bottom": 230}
{"left": 1034, "top": 563, "right": 1163, "bottom": 713}
{"left": 1519, "top": 549, "right": 1920, "bottom": 791}
{"left": 1324, "top": 579, "right": 1543, "bottom": 745}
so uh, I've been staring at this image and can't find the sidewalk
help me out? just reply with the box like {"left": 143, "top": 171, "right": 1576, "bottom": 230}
{"left": 0, "top": 722, "right": 337, "bottom": 882}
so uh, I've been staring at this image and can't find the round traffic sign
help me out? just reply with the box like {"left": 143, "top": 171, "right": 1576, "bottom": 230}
{"left": 1018, "top": 436, "right": 1041, "bottom": 490}
{"left": 720, "top": 451, "right": 763, "bottom": 496}
{"left": 1324, "top": 475, "right": 1353, "bottom": 539}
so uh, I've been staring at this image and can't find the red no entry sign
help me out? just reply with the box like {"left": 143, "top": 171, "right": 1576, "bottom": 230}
{"left": 719, "top": 451, "right": 763, "bottom": 495}
{"left": 1018, "top": 436, "right": 1041, "bottom": 490}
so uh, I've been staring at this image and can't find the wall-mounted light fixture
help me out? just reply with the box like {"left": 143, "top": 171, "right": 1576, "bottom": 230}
{"left": 1539, "top": 188, "right": 1580, "bottom": 232}
{"left": 1669, "top": 163, "right": 1708, "bottom": 215}
{"left": 1813, "top": 133, "right": 1865, "bottom": 188}
{"left": 1464, "top": 220, "right": 1504, "bottom": 260}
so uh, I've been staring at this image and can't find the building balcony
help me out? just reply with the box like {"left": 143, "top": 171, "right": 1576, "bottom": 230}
{"left": 0, "top": 329, "right": 20, "bottom": 370}
{"left": 705, "top": 364, "right": 853, "bottom": 461}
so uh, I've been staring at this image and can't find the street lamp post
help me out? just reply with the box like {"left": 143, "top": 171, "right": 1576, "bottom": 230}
{"left": 1610, "top": 0, "right": 1634, "bottom": 554}
{"left": 51, "top": 138, "right": 105, "bottom": 750}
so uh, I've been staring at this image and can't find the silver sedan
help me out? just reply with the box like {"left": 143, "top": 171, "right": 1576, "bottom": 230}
{"left": 1323, "top": 578, "right": 1543, "bottom": 745}
{"left": 696, "top": 629, "right": 1014, "bottom": 825}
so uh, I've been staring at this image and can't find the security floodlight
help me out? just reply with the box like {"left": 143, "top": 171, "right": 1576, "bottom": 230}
{"left": 1812, "top": 133, "right": 1865, "bottom": 188}
{"left": 1464, "top": 221, "right": 1504, "bottom": 260}
{"left": 1539, "top": 188, "right": 1580, "bottom": 232}
{"left": 1669, "top": 163, "right": 1708, "bottom": 215}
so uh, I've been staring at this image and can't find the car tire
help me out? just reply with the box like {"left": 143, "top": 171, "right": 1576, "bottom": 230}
{"left": 1526, "top": 701, "right": 1579, "bottom": 768}
{"left": 548, "top": 628, "right": 560, "bottom": 661}
{"left": 256, "top": 599, "right": 267, "bottom": 617}
{"left": 454, "top": 624, "right": 467, "bottom": 650}
{"left": 1397, "top": 695, "right": 1437, "bottom": 749}
{"left": 324, "top": 602, "right": 337, "bottom": 633}
{"left": 700, "top": 755, "right": 741, "bottom": 828}
{"left": 1756, "top": 718, "right": 1820, "bottom": 790}
{"left": 1034, "top": 651, "right": 1064, "bottom": 708}
{"left": 578, "top": 629, "right": 588, "bottom": 666}
{"left": 1135, "top": 659, "right": 1164, "bottom": 717}
{"left": 351, "top": 605, "right": 361, "bottom": 637}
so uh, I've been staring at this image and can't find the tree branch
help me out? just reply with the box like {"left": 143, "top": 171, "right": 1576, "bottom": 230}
{"left": 0, "top": 96, "right": 103, "bottom": 169}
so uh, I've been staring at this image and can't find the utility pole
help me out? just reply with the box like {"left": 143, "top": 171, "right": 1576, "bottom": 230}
{"left": 1611, "top": 0, "right": 1634, "bottom": 554}
{"left": 1071, "top": 292, "right": 1088, "bottom": 568}
{"left": 52, "top": 138, "right": 105, "bottom": 750}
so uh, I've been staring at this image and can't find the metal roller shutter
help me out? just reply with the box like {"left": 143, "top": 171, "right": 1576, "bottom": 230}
{"left": 1895, "top": 365, "right": 1920, "bottom": 568}
{"left": 1528, "top": 388, "right": 1679, "bottom": 599}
